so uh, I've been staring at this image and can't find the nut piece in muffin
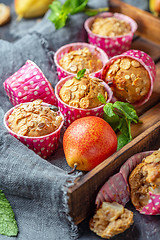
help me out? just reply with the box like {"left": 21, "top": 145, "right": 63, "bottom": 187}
{"left": 8, "top": 99, "right": 63, "bottom": 137}
{"left": 89, "top": 202, "right": 133, "bottom": 239}
{"left": 129, "top": 149, "right": 160, "bottom": 211}
{"left": 59, "top": 47, "right": 103, "bottom": 74}
{"left": 105, "top": 57, "right": 151, "bottom": 104}
{"left": 59, "top": 75, "right": 108, "bottom": 109}
{"left": 91, "top": 17, "right": 131, "bottom": 37}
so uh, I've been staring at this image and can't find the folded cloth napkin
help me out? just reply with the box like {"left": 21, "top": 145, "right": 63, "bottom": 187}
{"left": 0, "top": 1, "right": 108, "bottom": 239}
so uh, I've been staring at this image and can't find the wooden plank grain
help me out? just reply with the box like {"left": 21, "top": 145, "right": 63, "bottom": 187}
{"left": 68, "top": 121, "right": 160, "bottom": 224}
{"left": 109, "top": 0, "right": 160, "bottom": 44}
{"left": 131, "top": 37, "right": 160, "bottom": 62}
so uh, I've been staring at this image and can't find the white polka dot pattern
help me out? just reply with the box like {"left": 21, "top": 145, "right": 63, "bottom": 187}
{"left": 54, "top": 42, "right": 108, "bottom": 80}
{"left": 55, "top": 75, "right": 113, "bottom": 128}
{"left": 101, "top": 49, "right": 156, "bottom": 107}
{"left": 4, "top": 104, "right": 64, "bottom": 159}
{"left": 84, "top": 12, "right": 137, "bottom": 58}
{"left": 95, "top": 150, "right": 160, "bottom": 216}
{"left": 3, "top": 60, "right": 58, "bottom": 106}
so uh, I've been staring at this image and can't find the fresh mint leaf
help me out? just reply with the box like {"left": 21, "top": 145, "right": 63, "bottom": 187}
{"left": 113, "top": 101, "right": 139, "bottom": 123}
{"left": 102, "top": 101, "right": 139, "bottom": 150}
{"left": 49, "top": 0, "right": 108, "bottom": 29}
{"left": 117, "top": 134, "right": 131, "bottom": 151}
{"left": 75, "top": 69, "right": 86, "bottom": 80}
{"left": 97, "top": 93, "right": 106, "bottom": 105}
{"left": 70, "top": 0, "right": 88, "bottom": 14}
{"left": 103, "top": 103, "right": 120, "bottom": 131}
{"left": 0, "top": 190, "right": 18, "bottom": 237}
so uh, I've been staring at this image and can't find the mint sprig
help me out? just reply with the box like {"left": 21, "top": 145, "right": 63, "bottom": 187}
{"left": 98, "top": 94, "right": 139, "bottom": 150}
{"left": 48, "top": 0, "right": 108, "bottom": 29}
{"left": 0, "top": 190, "right": 18, "bottom": 237}
{"left": 75, "top": 69, "right": 86, "bottom": 80}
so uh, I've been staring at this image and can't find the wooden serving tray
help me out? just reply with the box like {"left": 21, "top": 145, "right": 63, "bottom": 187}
{"left": 67, "top": 0, "right": 160, "bottom": 225}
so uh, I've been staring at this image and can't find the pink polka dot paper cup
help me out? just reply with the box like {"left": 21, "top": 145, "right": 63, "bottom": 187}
{"left": 101, "top": 49, "right": 156, "bottom": 107}
{"left": 3, "top": 60, "right": 58, "bottom": 107}
{"left": 55, "top": 75, "right": 113, "bottom": 128}
{"left": 95, "top": 150, "right": 160, "bottom": 216}
{"left": 54, "top": 42, "right": 109, "bottom": 80}
{"left": 3, "top": 102, "right": 64, "bottom": 159}
{"left": 84, "top": 12, "right": 137, "bottom": 58}
{"left": 120, "top": 150, "right": 160, "bottom": 215}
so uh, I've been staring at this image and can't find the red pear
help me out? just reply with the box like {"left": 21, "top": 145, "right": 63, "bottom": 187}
{"left": 63, "top": 116, "right": 117, "bottom": 171}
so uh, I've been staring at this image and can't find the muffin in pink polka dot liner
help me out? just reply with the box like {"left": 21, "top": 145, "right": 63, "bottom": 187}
{"left": 96, "top": 150, "right": 160, "bottom": 215}
{"left": 101, "top": 49, "right": 156, "bottom": 107}
{"left": 55, "top": 75, "right": 113, "bottom": 128}
{"left": 84, "top": 12, "right": 137, "bottom": 58}
{"left": 3, "top": 101, "right": 64, "bottom": 159}
{"left": 3, "top": 60, "right": 58, "bottom": 106}
{"left": 54, "top": 42, "right": 109, "bottom": 80}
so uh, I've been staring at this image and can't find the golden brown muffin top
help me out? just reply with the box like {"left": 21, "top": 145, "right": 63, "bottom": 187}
{"left": 105, "top": 57, "right": 151, "bottom": 104}
{"left": 59, "top": 47, "right": 103, "bottom": 74}
{"left": 59, "top": 75, "right": 108, "bottom": 109}
{"left": 91, "top": 17, "right": 131, "bottom": 37}
{"left": 129, "top": 150, "right": 160, "bottom": 210}
{"left": 8, "top": 100, "right": 63, "bottom": 137}
{"left": 89, "top": 202, "right": 133, "bottom": 239}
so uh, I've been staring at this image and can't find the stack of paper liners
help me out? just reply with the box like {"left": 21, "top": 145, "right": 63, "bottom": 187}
{"left": 96, "top": 150, "right": 160, "bottom": 215}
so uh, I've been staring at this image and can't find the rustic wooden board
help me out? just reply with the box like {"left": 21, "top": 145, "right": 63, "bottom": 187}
{"left": 67, "top": 1, "right": 160, "bottom": 225}
{"left": 68, "top": 121, "right": 160, "bottom": 224}
{"left": 109, "top": 0, "right": 160, "bottom": 45}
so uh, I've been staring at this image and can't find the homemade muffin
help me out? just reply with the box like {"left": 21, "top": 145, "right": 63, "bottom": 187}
{"left": 129, "top": 149, "right": 160, "bottom": 211}
{"left": 59, "top": 47, "right": 103, "bottom": 74}
{"left": 59, "top": 75, "right": 108, "bottom": 109}
{"left": 91, "top": 17, "right": 131, "bottom": 37}
{"left": 105, "top": 57, "right": 151, "bottom": 104}
{"left": 89, "top": 202, "right": 133, "bottom": 239}
{"left": 8, "top": 99, "right": 63, "bottom": 137}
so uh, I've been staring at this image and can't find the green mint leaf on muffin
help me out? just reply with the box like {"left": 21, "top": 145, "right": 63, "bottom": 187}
{"left": 0, "top": 190, "right": 18, "bottom": 237}
{"left": 101, "top": 101, "right": 139, "bottom": 150}
{"left": 97, "top": 93, "right": 107, "bottom": 105}
{"left": 48, "top": 0, "right": 108, "bottom": 29}
{"left": 75, "top": 69, "right": 86, "bottom": 80}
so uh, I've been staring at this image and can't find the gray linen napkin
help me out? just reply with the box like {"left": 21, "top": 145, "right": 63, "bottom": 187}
{"left": 0, "top": 1, "right": 107, "bottom": 239}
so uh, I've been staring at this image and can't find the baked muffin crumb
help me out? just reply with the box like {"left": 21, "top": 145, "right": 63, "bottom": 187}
{"left": 89, "top": 202, "right": 133, "bottom": 239}
{"left": 129, "top": 149, "right": 160, "bottom": 210}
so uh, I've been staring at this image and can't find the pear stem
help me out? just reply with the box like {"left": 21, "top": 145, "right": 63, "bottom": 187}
{"left": 68, "top": 163, "right": 78, "bottom": 174}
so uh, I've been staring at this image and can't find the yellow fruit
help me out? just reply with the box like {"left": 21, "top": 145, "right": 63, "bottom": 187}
{"left": 14, "top": 0, "right": 53, "bottom": 19}
{"left": 149, "top": 0, "right": 160, "bottom": 16}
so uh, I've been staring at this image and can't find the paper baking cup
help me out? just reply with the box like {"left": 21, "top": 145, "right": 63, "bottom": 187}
{"left": 54, "top": 42, "right": 109, "bottom": 80}
{"left": 120, "top": 151, "right": 160, "bottom": 215}
{"left": 3, "top": 60, "right": 58, "bottom": 106}
{"left": 55, "top": 75, "right": 113, "bottom": 128}
{"left": 84, "top": 12, "right": 137, "bottom": 58}
{"left": 101, "top": 49, "right": 156, "bottom": 106}
{"left": 95, "top": 172, "right": 130, "bottom": 209}
{"left": 3, "top": 102, "right": 64, "bottom": 159}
